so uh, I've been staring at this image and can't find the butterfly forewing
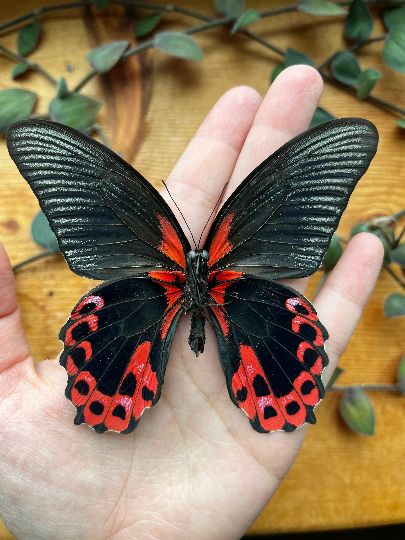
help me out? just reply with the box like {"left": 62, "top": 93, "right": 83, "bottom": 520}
{"left": 6, "top": 120, "right": 190, "bottom": 280}
{"left": 204, "top": 119, "right": 378, "bottom": 280}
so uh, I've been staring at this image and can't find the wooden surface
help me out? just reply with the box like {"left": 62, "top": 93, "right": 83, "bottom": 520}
{"left": 1, "top": 0, "right": 405, "bottom": 537}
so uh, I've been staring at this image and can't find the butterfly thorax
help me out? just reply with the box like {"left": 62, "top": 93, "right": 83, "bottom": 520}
{"left": 184, "top": 249, "right": 210, "bottom": 357}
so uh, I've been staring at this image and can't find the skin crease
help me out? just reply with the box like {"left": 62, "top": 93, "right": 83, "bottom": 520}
{"left": 0, "top": 66, "right": 383, "bottom": 540}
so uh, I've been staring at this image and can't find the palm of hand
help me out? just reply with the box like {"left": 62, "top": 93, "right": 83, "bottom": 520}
{"left": 0, "top": 66, "right": 383, "bottom": 540}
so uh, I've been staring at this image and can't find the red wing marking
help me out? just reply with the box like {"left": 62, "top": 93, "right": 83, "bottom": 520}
{"left": 210, "top": 305, "right": 229, "bottom": 336}
{"left": 208, "top": 270, "right": 244, "bottom": 283}
{"left": 278, "top": 390, "right": 307, "bottom": 427}
{"left": 103, "top": 341, "right": 158, "bottom": 431}
{"left": 67, "top": 341, "right": 92, "bottom": 375}
{"left": 71, "top": 370, "right": 97, "bottom": 407}
{"left": 208, "top": 212, "right": 235, "bottom": 267}
{"left": 297, "top": 342, "right": 323, "bottom": 376}
{"left": 291, "top": 316, "right": 324, "bottom": 346}
{"left": 149, "top": 270, "right": 184, "bottom": 309}
{"left": 232, "top": 345, "right": 285, "bottom": 431}
{"left": 293, "top": 371, "right": 320, "bottom": 406}
{"left": 161, "top": 304, "right": 182, "bottom": 339}
{"left": 70, "top": 295, "right": 105, "bottom": 320}
{"left": 285, "top": 297, "right": 318, "bottom": 321}
{"left": 83, "top": 388, "right": 115, "bottom": 427}
{"left": 157, "top": 214, "right": 186, "bottom": 268}
{"left": 65, "top": 315, "right": 98, "bottom": 346}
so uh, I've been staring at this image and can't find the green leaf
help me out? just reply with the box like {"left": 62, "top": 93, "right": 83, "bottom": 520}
{"left": 56, "top": 77, "right": 69, "bottom": 98}
{"left": 390, "top": 243, "right": 405, "bottom": 267}
{"left": 93, "top": 0, "right": 109, "bottom": 10}
{"left": 154, "top": 32, "right": 204, "bottom": 61}
{"left": 356, "top": 68, "right": 382, "bottom": 99}
{"left": 322, "top": 234, "right": 343, "bottom": 271}
{"left": 384, "top": 7, "right": 405, "bottom": 31}
{"left": 48, "top": 92, "right": 102, "bottom": 133}
{"left": 231, "top": 9, "right": 260, "bottom": 33}
{"left": 298, "top": 0, "right": 346, "bottom": 16}
{"left": 350, "top": 222, "right": 394, "bottom": 265}
{"left": 0, "top": 88, "right": 37, "bottom": 134}
{"left": 284, "top": 47, "right": 314, "bottom": 67}
{"left": 214, "top": 0, "right": 245, "bottom": 18}
{"left": 86, "top": 40, "right": 129, "bottom": 73}
{"left": 397, "top": 353, "right": 405, "bottom": 394}
{"left": 11, "top": 63, "right": 30, "bottom": 79}
{"left": 135, "top": 13, "right": 162, "bottom": 37}
{"left": 309, "top": 106, "right": 336, "bottom": 128}
{"left": 383, "top": 26, "right": 405, "bottom": 73}
{"left": 31, "top": 211, "right": 60, "bottom": 252}
{"left": 271, "top": 63, "right": 284, "bottom": 82}
{"left": 331, "top": 50, "right": 361, "bottom": 85}
{"left": 339, "top": 387, "right": 375, "bottom": 435}
{"left": 384, "top": 293, "right": 405, "bottom": 318}
{"left": 326, "top": 366, "right": 344, "bottom": 390}
{"left": 18, "top": 17, "right": 40, "bottom": 57}
{"left": 397, "top": 119, "right": 405, "bottom": 129}
{"left": 344, "top": 0, "right": 373, "bottom": 41}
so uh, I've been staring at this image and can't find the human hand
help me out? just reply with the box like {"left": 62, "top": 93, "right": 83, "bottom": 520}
{"left": 0, "top": 65, "right": 383, "bottom": 540}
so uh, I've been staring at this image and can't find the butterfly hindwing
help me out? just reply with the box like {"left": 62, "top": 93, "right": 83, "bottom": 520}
{"left": 6, "top": 120, "right": 190, "bottom": 280}
{"left": 208, "top": 273, "right": 328, "bottom": 433}
{"left": 204, "top": 118, "right": 378, "bottom": 280}
{"left": 59, "top": 273, "right": 184, "bottom": 433}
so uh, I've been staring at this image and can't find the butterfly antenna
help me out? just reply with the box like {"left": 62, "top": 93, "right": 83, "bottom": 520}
{"left": 162, "top": 180, "right": 197, "bottom": 249}
{"left": 197, "top": 181, "right": 229, "bottom": 248}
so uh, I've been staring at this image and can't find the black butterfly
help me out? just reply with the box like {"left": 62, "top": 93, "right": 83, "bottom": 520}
{"left": 6, "top": 118, "right": 378, "bottom": 434}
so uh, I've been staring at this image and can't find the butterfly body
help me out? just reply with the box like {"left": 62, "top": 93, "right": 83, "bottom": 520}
{"left": 6, "top": 118, "right": 379, "bottom": 435}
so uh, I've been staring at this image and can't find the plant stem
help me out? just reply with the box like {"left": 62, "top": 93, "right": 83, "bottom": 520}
{"left": 384, "top": 264, "right": 405, "bottom": 291}
{"left": 0, "top": 2, "right": 93, "bottom": 34}
{"left": 12, "top": 251, "right": 58, "bottom": 272}
{"left": 0, "top": 43, "right": 58, "bottom": 85}
{"left": 329, "top": 383, "right": 399, "bottom": 392}
{"left": 320, "top": 71, "right": 405, "bottom": 117}
{"left": 394, "top": 222, "right": 405, "bottom": 246}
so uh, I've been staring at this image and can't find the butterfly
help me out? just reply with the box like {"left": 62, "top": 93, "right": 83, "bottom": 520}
{"left": 6, "top": 118, "right": 378, "bottom": 434}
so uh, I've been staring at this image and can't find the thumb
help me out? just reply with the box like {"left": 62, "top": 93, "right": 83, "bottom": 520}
{"left": 0, "top": 243, "right": 32, "bottom": 373}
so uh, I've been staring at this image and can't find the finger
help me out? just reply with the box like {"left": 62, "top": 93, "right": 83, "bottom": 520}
{"left": 162, "top": 86, "right": 261, "bottom": 241}
{"left": 314, "top": 232, "right": 384, "bottom": 381}
{"left": 0, "top": 243, "right": 32, "bottom": 374}
{"left": 227, "top": 65, "right": 323, "bottom": 192}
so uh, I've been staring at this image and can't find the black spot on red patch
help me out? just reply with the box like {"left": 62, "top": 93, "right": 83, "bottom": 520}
{"left": 79, "top": 302, "right": 98, "bottom": 315}
{"left": 112, "top": 405, "right": 126, "bottom": 420}
{"left": 69, "top": 347, "right": 86, "bottom": 370}
{"left": 253, "top": 374, "right": 270, "bottom": 397}
{"left": 119, "top": 373, "right": 137, "bottom": 397}
{"left": 75, "top": 380, "right": 90, "bottom": 396}
{"left": 285, "top": 401, "right": 300, "bottom": 415}
{"left": 141, "top": 386, "right": 154, "bottom": 401}
{"left": 295, "top": 303, "right": 309, "bottom": 315}
{"left": 71, "top": 321, "right": 93, "bottom": 342}
{"left": 297, "top": 323, "right": 317, "bottom": 343}
{"left": 301, "top": 380, "right": 316, "bottom": 395}
{"left": 89, "top": 401, "right": 104, "bottom": 416}
{"left": 236, "top": 386, "right": 248, "bottom": 403}
{"left": 264, "top": 406, "right": 278, "bottom": 419}
{"left": 302, "top": 347, "right": 320, "bottom": 369}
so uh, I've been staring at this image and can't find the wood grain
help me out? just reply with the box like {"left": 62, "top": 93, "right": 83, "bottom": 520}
{"left": 0, "top": 0, "right": 405, "bottom": 537}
